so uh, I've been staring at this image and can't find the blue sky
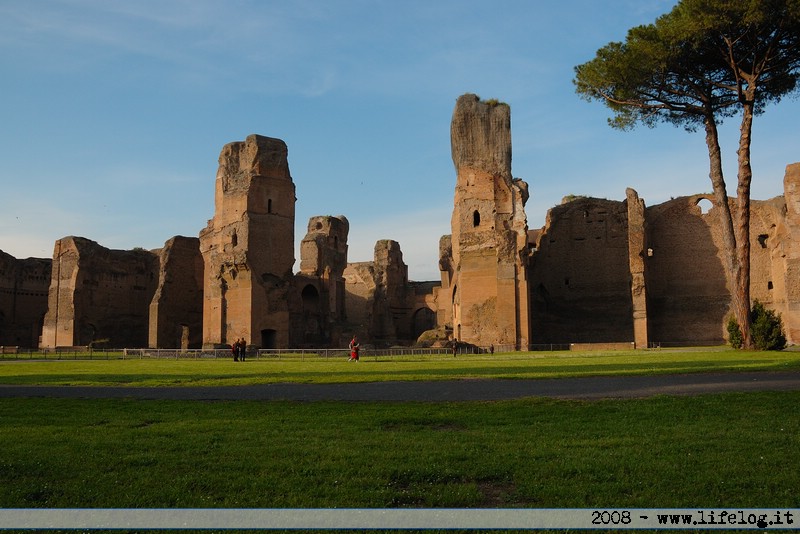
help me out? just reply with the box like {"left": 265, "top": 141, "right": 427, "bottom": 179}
{"left": 1, "top": 0, "right": 798, "bottom": 281}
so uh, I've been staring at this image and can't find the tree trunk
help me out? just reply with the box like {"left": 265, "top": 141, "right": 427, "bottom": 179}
{"left": 703, "top": 114, "right": 749, "bottom": 347}
{"left": 735, "top": 97, "right": 755, "bottom": 349}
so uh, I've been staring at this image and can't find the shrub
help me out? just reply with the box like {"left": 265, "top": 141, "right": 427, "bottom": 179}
{"left": 750, "top": 301, "right": 787, "bottom": 351}
{"left": 726, "top": 315, "right": 743, "bottom": 349}
{"left": 727, "top": 301, "right": 786, "bottom": 350}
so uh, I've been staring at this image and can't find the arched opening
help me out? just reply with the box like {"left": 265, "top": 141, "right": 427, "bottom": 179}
{"left": 412, "top": 307, "right": 436, "bottom": 339}
{"left": 302, "top": 284, "right": 320, "bottom": 311}
{"left": 231, "top": 231, "right": 238, "bottom": 247}
{"left": 697, "top": 197, "right": 713, "bottom": 215}
{"left": 267, "top": 198, "right": 273, "bottom": 214}
{"left": 473, "top": 210, "right": 481, "bottom": 227}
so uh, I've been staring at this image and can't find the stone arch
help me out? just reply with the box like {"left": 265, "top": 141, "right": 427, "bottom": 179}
{"left": 411, "top": 307, "right": 436, "bottom": 339}
{"left": 301, "top": 284, "right": 320, "bottom": 312}
{"left": 696, "top": 197, "right": 713, "bottom": 215}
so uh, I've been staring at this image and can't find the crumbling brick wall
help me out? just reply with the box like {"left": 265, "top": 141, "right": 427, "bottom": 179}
{"left": 0, "top": 250, "right": 51, "bottom": 348}
{"left": 41, "top": 237, "right": 158, "bottom": 348}
{"left": 148, "top": 236, "right": 204, "bottom": 349}
{"left": 528, "top": 197, "right": 633, "bottom": 344}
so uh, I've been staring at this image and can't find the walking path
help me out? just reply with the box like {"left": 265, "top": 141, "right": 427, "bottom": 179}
{"left": 2, "top": 371, "right": 800, "bottom": 401}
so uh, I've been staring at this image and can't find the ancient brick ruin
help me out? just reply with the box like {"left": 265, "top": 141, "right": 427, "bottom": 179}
{"left": 437, "top": 94, "right": 531, "bottom": 349}
{"left": 198, "top": 135, "right": 297, "bottom": 349}
{"left": 2, "top": 94, "right": 799, "bottom": 351}
{"left": 149, "top": 236, "right": 203, "bottom": 350}
{"left": 527, "top": 176, "right": 800, "bottom": 347}
{"left": 40, "top": 237, "right": 159, "bottom": 348}
{"left": 0, "top": 251, "right": 50, "bottom": 349}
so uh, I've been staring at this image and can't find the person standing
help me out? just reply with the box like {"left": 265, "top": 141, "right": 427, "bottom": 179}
{"left": 348, "top": 336, "right": 360, "bottom": 362}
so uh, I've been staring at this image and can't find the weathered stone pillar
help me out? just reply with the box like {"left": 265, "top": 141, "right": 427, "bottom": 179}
{"left": 626, "top": 188, "right": 648, "bottom": 348}
{"left": 449, "top": 94, "right": 530, "bottom": 349}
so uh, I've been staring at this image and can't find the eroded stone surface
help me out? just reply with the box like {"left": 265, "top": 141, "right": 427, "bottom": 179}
{"left": 444, "top": 94, "right": 530, "bottom": 349}
{"left": 41, "top": 237, "right": 159, "bottom": 348}
{"left": 199, "top": 134, "right": 296, "bottom": 349}
{"left": 149, "top": 236, "right": 204, "bottom": 349}
{"left": 0, "top": 250, "right": 51, "bottom": 348}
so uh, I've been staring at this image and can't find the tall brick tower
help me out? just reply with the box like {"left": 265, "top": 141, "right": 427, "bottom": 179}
{"left": 199, "top": 134, "right": 296, "bottom": 349}
{"left": 448, "top": 94, "right": 531, "bottom": 349}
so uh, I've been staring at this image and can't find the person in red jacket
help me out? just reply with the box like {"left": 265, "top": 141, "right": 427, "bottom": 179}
{"left": 348, "top": 336, "right": 360, "bottom": 362}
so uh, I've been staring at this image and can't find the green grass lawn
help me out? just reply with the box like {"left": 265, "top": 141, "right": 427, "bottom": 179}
{"left": 1, "top": 349, "right": 798, "bottom": 520}
{"left": 1, "top": 348, "right": 799, "bottom": 386}
{"left": 1, "top": 392, "right": 798, "bottom": 509}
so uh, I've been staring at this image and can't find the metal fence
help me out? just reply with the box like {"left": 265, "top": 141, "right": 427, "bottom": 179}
{"left": 0, "top": 343, "right": 574, "bottom": 361}
{"left": 0, "top": 342, "right": 732, "bottom": 361}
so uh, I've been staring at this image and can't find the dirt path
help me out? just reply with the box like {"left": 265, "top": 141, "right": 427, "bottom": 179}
{"left": 1, "top": 371, "right": 800, "bottom": 401}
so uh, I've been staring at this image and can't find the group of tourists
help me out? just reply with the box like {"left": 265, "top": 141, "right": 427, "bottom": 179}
{"left": 231, "top": 338, "right": 247, "bottom": 361}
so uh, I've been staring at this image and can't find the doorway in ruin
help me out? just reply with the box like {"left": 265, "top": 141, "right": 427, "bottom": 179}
{"left": 412, "top": 307, "right": 436, "bottom": 339}
{"left": 261, "top": 329, "right": 277, "bottom": 349}
{"left": 301, "top": 284, "right": 322, "bottom": 344}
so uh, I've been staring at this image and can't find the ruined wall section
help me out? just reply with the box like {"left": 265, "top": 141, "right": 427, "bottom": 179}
{"left": 148, "top": 236, "right": 204, "bottom": 349}
{"left": 0, "top": 250, "right": 51, "bottom": 348}
{"left": 434, "top": 234, "right": 454, "bottom": 332}
{"left": 41, "top": 237, "right": 158, "bottom": 348}
{"left": 294, "top": 215, "right": 349, "bottom": 347}
{"left": 199, "top": 134, "right": 296, "bottom": 349}
{"left": 645, "top": 196, "right": 730, "bottom": 344}
{"left": 449, "top": 94, "right": 530, "bottom": 348}
{"left": 299, "top": 216, "right": 349, "bottom": 278}
{"left": 748, "top": 197, "right": 787, "bottom": 311}
{"left": 409, "top": 281, "right": 439, "bottom": 342}
{"left": 373, "top": 240, "right": 410, "bottom": 343}
{"left": 529, "top": 197, "right": 632, "bottom": 344}
{"left": 343, "top": 240, "right": 416, "bottom": 346}
{"left": 753, "top": 162, "right": 800, "bottom": 343}
{"left": 343, "top": 261, "right": 375, "bottom": 339}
